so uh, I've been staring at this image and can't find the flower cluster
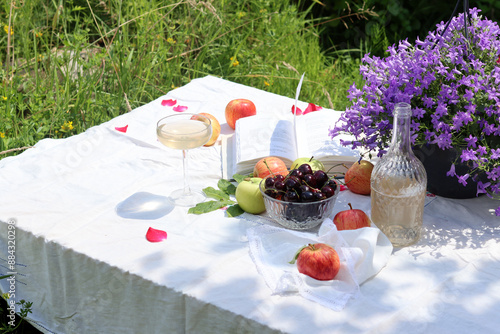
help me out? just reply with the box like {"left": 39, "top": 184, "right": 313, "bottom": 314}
{"left": 230, "top": 56, "right": 239, "bottom": 67}
{"left": 330, "top": 8, "right": 500, "bottom": 215}
{"left": 60, "top": 121, "right": 74, "bottom": 131}
{"left": 3, "top": 25, "right": 13, "bottom": 35}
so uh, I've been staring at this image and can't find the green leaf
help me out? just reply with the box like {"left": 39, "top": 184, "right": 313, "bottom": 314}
{"left": 226, "top": 204, "right": 245, "bottom": 217}
{"left": 203, "top": 187, "right": 230, "bottom": 201}
{"left": 233, "top": 173, "right": 250, "bottom": 184}
{"left": 387, "top": 3, "right": 400, "bottom": 16}
{"left": 288, "top": 244, "right": 309, "bottom": 264}
{"left": 218, "top": 179, "right": 236, "bottom": 195}
{"left": 188, "top": 199, "right": 235, "bottom": 214}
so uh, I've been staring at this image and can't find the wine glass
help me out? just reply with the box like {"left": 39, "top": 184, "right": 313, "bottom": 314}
{"left": 156, "top": 113, "right": 212, "bottom": 206}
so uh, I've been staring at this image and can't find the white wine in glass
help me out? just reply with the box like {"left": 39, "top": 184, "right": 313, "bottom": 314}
{"left": 156, "top": 113, "right": 212, "bottom": 206}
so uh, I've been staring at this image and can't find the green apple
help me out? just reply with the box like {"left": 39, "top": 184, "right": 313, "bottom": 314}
{"left": 291, "top": 156, "right": 325, "bottom": 172}
{"left": 235, "top": 177, "right": 266, "bottom": 214}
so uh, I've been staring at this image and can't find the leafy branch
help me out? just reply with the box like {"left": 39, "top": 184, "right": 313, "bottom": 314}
{"left": 188, "top": 175, "right": 249, "bottom": 217}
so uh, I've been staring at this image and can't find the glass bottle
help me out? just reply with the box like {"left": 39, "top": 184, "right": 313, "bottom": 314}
{"left": 370, "top": 102, "right": 427, "bottom": 247}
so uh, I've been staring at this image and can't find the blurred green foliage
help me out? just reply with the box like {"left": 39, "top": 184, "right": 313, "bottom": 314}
{"left": 0, "top": 0, "right": 365, "bottom": 156}
{"left": 296, "top": 0, "right": 499, "bottom": 57}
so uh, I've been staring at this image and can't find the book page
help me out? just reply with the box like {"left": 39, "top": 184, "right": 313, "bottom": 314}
{"left": 221, "top": 110, "right": 360, "bottom": 179}
{"left": 235, "top": 116, "right": 298, "bottom": 166}
{"left": 221, "top": 134, "right": 235, "bottom": 180}
{"left": 296, "top": 110, "right": 359, "bottom": 160}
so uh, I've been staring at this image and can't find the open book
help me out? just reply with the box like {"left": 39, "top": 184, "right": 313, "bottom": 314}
{"left": 221, "top": 109, "right": 361, "bottom": 179}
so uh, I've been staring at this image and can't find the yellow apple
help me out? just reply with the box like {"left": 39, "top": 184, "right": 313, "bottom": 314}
{"left": 191, "top": 113, "right": 221, "bottom": 146}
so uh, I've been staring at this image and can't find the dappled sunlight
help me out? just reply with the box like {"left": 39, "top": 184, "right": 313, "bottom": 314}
{"left": 414, "top": 197, "right": 500, "bottom": 255}
{"left": 116, "top": 192, "right": 174, "bottom": 220}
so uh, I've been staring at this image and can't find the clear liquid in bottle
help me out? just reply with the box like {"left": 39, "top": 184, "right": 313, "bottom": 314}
{"left": 370, "top": 102, "right": 427, "bottom": 247}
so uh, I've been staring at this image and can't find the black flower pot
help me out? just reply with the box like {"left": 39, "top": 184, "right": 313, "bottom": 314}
{"left": 412, "top": 144, "right": 485, "bottom": 199}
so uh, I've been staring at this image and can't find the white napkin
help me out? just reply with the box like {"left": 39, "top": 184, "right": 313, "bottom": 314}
{"left": 247, "top": 218, "right": 393, "bottom": 311}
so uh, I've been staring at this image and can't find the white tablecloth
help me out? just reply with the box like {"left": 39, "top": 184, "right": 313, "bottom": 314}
{"left": 1, "top": 75, "right": 499, "bottom": 334}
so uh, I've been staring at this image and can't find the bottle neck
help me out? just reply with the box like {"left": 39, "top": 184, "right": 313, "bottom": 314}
{"left": 389, "top": 104, "right": 412, "bottom": 155}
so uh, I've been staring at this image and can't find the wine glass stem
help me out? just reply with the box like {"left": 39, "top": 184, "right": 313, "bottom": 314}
{"left": 182, "top": 149, "right": 191, "bottom": 195}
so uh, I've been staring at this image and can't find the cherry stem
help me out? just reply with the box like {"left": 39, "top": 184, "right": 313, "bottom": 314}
{"left": 344, "top": 175, "right": 356, "bottom": 185}
{"left": 325, "top": 162, "right": 348, "bottom": 175}
{"left": 263, "top": 159, "right": 276, "bottom": 177}
{"left": 320, "top": 178, "right": 337, "bottom": 191}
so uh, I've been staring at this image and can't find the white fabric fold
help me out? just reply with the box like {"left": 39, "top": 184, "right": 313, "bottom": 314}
{"left": 247, "top": 218, "right": 393, "bottom": 311}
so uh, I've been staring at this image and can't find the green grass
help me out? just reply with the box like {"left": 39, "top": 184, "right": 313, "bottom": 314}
{"left": 0, "top": 0, "right": 366, "bottom": 158}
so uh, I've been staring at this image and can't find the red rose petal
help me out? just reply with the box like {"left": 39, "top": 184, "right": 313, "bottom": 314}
{"left": 115, "top": 125, "right": 128, "bottom": 133}
{"left": 173, "top": 105, "right": 188, "bottom": 112}
{"left": 161, "top": 99, "right": 177, "bottom": 106}
{"left": 146, "top": 227, "right": 168, "bottom": 242}
{"left": 340, "top": 184, "right": 348, "bottom": 191}
{"left": 304, "top": 103, "right": 322, "bottom": 114}
{"left": 291, "top": 105, "right": 303, "bottom": 115}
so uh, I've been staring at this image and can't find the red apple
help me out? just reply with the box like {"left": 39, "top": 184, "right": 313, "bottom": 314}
{"left": 289, "top": 243, "right": 340, "bottom": 281}
{"left": 333, "top": 203, "right": 371, "bottom": 230}
{"left": 253, "top": 156, "right": 288, "bottom": 178}
{"left": 344, "top": 160, "right": 374, "bottom": 195}
{"left": 225, "top": 98, "right": 257, "bottom": 130}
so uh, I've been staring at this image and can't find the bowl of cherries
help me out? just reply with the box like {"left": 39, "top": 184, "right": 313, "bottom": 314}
{"left": 259, "top": 163, "right": 339, "bottom": 230}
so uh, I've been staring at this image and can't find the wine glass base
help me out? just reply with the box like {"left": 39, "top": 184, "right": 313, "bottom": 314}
{"left": 169, "top": 189, "right": 206, "bottom": 207}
